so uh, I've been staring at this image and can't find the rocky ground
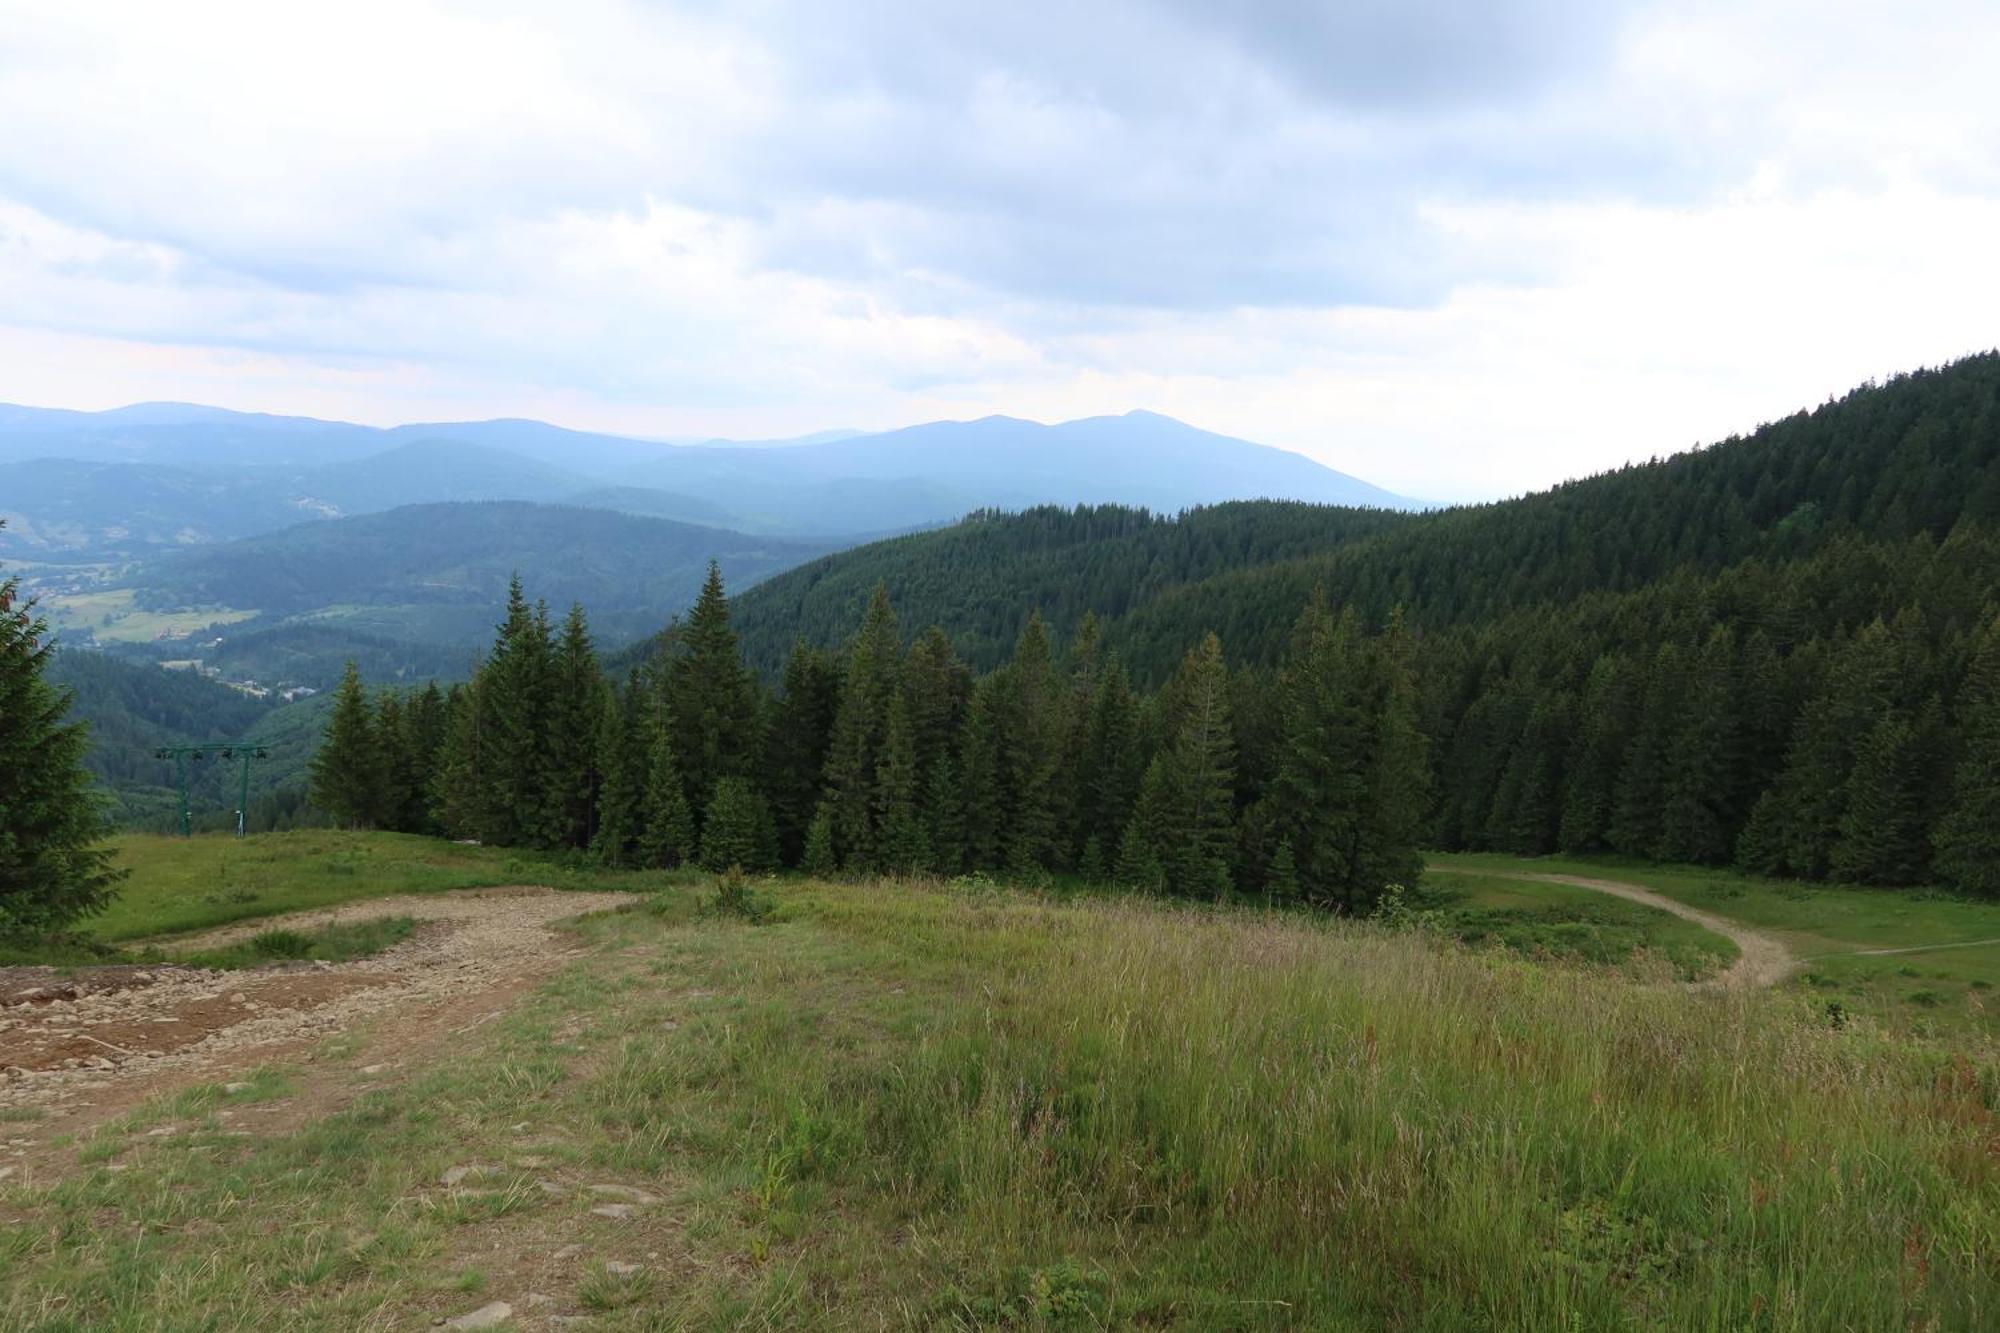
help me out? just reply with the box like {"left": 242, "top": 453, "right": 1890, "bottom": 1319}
{"left": 0, "top": 886, "right": 635, "bottom": 1136}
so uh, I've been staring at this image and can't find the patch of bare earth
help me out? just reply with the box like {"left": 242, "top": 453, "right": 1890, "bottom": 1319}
{"left": 0, "top": 886, "right": 634, "bottom": 1170}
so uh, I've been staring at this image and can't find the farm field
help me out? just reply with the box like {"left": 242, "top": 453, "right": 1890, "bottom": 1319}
{"left": 39, "top": 587, "right": 256, "bottom": 644}
{"left": 0, "top": 835, "right": 1993, "bottom": 1329}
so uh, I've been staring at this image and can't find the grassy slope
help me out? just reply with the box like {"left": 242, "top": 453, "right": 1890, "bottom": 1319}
{"left": 82, "top": 831, "right": 685, "bottom": 942}
{"left": 1411, "top": 871, "right": 1739, "bottom": 981}
{"left": 1, "top": 875, "right": 1992, "bottom": 1329}
{"left": 1430, "top": 853, "right": 2000, "bottom": 1040}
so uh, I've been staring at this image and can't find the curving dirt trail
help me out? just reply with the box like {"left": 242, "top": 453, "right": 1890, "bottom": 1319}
{"left": 1429, "top": 868, "right": 1796, "bottom": 989}
{"left": 0, "top": 886, "right": 634, "bottom": 1138}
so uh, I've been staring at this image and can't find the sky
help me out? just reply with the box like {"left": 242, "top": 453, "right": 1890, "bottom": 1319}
{"left": 2, "top": 1, "right": 1997, "bottom": 500}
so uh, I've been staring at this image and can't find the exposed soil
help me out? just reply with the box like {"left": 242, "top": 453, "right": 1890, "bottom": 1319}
{"left": 0, "top": 887, "right": 635, "bottom": 1143}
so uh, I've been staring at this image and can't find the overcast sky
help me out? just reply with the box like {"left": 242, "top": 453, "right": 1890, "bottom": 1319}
{"left": 2, "top": 1, "right": 1997, "bottom": 498}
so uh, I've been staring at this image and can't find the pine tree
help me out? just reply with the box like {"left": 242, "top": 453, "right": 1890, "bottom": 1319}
{"left": 800, "top": 801, "right": 838, "bottom": 877}
{"left": 873, "top": 690, "right": 930, "bottom": 873}
{"left": 542, "top": 604, "right": 605, "bottom": 850}
{"left": 373, "top": 691, "right": 420, "bottom": 833}
{"left": 1271, "top": 597, "right": 1372, "bottom": 909}
{"left": 311, "top": 662, "right": 382, "bottom": 829}
{"left": 1076, "top": 658, "right": 1143, "bottom": 864}
{"left": 1657, "top": 626, "right": 1741, "bottom": 863}
{"left": 1077, "top": 834, "right": 1107, "bottom": 882}
{"left": 763, "top": 642, "right": 841, "bottom": 865}
{"left": 403, "top": 682, "right": 449, "bottom": 834}
{"left": 1356, "top": 607, "right": 1429, "bottom": 898}
{"left": 956, "top": 675, "right": 1004, "bottom": 871}
{"left": 1830, "top": 711, "right": 1929, "bottom": 884}
{"left": 1607, "top": 642, "right": 1688, "bottom": 858}
{"left": 667, "top": 563, "right": 762, "bottom": 833}
{"left": 1156, "top": 632, "right": 1238, "bottom": 898}
{"left": 0, "top": 555, "right": 123, "bottom": 934}
{"left": 924, "top": 750, "right": 965, "bottom": 874}
{"left": 1265, "top": 839, "right": 1300, "bottom": 904}
{"left": 432, "top": 677, "right": 491, "bottom": 839}
{"left": 480, "top": 577, "right": 555, "bottom": 846}
{"left": 590, "top": 673, "right": 649, "bottom": 865}
{"left": 1934, "top": 617, "right": 2000, "bottom": 895}
{"left": 1000, "top": 611, "right": 1063, "bottom": 873}
{"left": 824, "top": 584, "right": 901, "bottom": 868}
{"left": 638, "top": 703, "right": 697, "bottom": 868}
{"left": 699, "top": 776, "right": 777, "bottom": 872}
{"left": 1113, "top": 756, "right": 1171, "bottom": 892}
{"left": 1748, "top": 620, "right": 1898, "bottom": 877}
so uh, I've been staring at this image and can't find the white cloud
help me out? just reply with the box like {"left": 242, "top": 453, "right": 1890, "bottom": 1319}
{"left": 0, "top": 0, "right": 1995, "bottom": 496}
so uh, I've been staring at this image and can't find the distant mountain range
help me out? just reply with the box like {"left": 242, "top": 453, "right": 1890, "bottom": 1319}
{"left": 0, "top": 400, "right": 1419, "bottom": 559}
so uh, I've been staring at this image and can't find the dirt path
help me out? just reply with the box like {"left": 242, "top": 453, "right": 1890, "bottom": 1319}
{"left": 1430, "top": 868, "right": 1796, "bottom": 990}
{"left": 0, "top": 886, "right": 634, "bottom": 1145}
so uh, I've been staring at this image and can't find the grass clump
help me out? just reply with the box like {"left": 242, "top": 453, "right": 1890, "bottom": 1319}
{"left": 172, "top": 916, "right": 416, "bottom": 970}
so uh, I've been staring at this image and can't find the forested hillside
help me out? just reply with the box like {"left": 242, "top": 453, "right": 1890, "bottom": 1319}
{"left": 718, "top": 355, "right": 2000, "bottom": 890}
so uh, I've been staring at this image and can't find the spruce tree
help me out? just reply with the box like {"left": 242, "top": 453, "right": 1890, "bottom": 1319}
{"left": 1934, "top": 619, "right": 2000, "bottom": 896}
{"left": 924, "top": 750, "right": 965, "bottom": 874}
{"left": 0, "top": 558, "right": 123, "bottom": 934}
{"left": 1113, "top": 756, "right": 1171, "bottom": 892}
{"left": 310, "top": 662, "right": 383, "bottom": 829}
{"left": 638, "top": 703, "right": 697, "bottom": 868}
{"left": 590, "top": 673, "right": 649, "bottom": 865}
{"left": 1830, "top": 711, "right": 1929, "bottom": 884}
{"left": 699, "top": 776, "right": 777, "bottom": 872}
{"left": 1265, "top": 839, "right": 1300, "bottom": 904}
{"left": 1271, "top": 597, "right": 1372, "bottom": 909}
{"left": 667, "top": 563, "right": 762, "bottom": 833}
{"left": 873, "top": 690, "right": 930, "bottom": 873}
{"left": 1657, "top": 626, "right": 1741, "bottom": 863}
{"left": 1607, "top": 642, "right": 1688, "bottom": 858}
{"left": 1000, "top": 611, "right": 1063, "bottom": 873}
{"left": 800, "top": 801, "right": 839, "bottom": 877}
{"left": 480, "top": 578, "right": 555, "bottom": 846}
{"left": 543, "top": 604, "right": 605, "bottom": 850}
{"left": 1156, "top": 632, "right": 1238, "bottom": 898}
{"left": 403, "top": 682, "right": 449, "bottom": 834}
{"left": 763, "top": 641, "right": 841, "bottom": 865}
{"left": 432, "top": 677, "right": 491, "bottom": 839}
{"left": 956, "top": 674, "right": 1005, "bottom": 871}
{"left": 1356, "top": 607, "right": 1429, "bottom": 897}
{"left": 824, "top": 583, "right": 901, "bottom": 868}
{"left": 1076, "top": 658, "right": 1143, "bottom": 864}
{"left": 373, "top": 691, "right": 420, "bottom": 833}
{"left": 1558, "top": 656, "right": 1634, "bottom": 853}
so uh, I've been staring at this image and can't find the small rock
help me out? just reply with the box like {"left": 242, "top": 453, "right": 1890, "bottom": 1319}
{"left": 443, "top": 1303, "right": 513, "bottom": 1330}
{"left": 0, "top": 1166, "right": 16, "bottom": 1181}
{"left": 440, "top": 1164, "right": 492, "bottom": 1186}
{"left": 357, "top": 1063, "right": 389, "bottom": 1075}
{"left": 132, "top": 971, "right": 155, "bottom": 983}
{"left": 605, "top": 1260, "right": 642, "bottom": 1276}
{"left": 587, "top": 1184, "right": 659, "bottom": 1205}
{"left": 553, "top": 1244, "right": 583, "bottom": 1260}
{"left": 145, "top": 1125, "right": 179, "bottom": 1137}
{"left": 590, "top": 1203, "right": 636, "bottom": 1221}
{"left": 537, "top": 1179, "right": 566, "bottom": 1195}
{"left": 510, "top": 1121, "right": 532, "bottom": 1132}
{"left": 524, "top": 1293, "right": 554, "bottom": 1308}
{"left": 223, "top": 1081, "right": 250, "bottom": 1094}
{"left": 228, "top": 992, "right": 247, "bottom": 1004}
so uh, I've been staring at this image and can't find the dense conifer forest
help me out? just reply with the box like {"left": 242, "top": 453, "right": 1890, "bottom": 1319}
{"left": 318, "top": 356, "right": 2000, "bottom": 897}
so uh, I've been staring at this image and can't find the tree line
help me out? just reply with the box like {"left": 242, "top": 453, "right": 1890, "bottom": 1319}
{"left": 311, "top": 565, "right": 1429, "bottom": 910}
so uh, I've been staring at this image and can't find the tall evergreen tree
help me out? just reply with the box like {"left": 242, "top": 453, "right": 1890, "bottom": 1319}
{"left": 824, "top": 584, "right": 901, "bottom": 868}
{"left": 1831, "top": 710, "right": 1930, "bottom": 885}
{"left": 1607, "top": 642, "right": 1689, "bottom": 858}
{"left": 699, "top": 776, "right": 777, "bottom": 872}
{"left": 873, "top": 690, "right": 931, "bottom": 873}
{"left": 0, "top": 555, "right": 123, "bottom": 934}
{"left": 1146, "top": 633, "right": 1237, "bottom": 898}
{"left": 1657, "top": 626, "right": 1742, "bottom": 863}
{"left": 1933, "top": 617, "right": 2000, "bottom": 896}
{"left": 542, "top": 604, "right": 605, "bottom": 850}
{"left": 311, "top": 662, "right": 382, "bottom": 829}
{"left": 638, "top": 699, "right": 697, "bottom": 869}
{"left": 667, "top": 563, "right": 762, "bottom": 833}
{"left": 999, "top": 611, "right": 1064, "bottom": 873}
{"left": 590, "top": 673, "right": 649, "bottom": 866}
{"left": 763, "top": 642, "right": 842, "bottom": 865}
{"left": 480, "top": 577, "right": 555, "bottom": 846}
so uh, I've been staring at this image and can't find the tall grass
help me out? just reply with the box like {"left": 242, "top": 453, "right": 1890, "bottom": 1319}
{"left": 827, "top": 890, "right": 1997, "bottom": 1328}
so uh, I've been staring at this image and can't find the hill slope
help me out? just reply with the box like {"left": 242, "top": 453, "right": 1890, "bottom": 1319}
{"left": 734, "top": 355, "right": 2000, "bottom": 676}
